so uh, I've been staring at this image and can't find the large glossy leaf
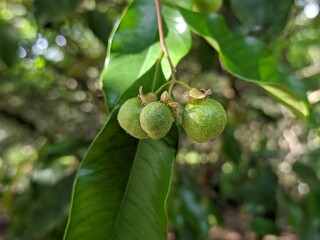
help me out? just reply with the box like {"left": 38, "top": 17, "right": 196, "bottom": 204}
{"left": 230, "top": 0, "right": 293, "bottom": 42}
{"left": 101, "top": 0, "right": 192, "bottom": 109}
{"left": 64, "top": 63, "right": 179, "bottom": 240}
{"left": 178, "top": 8, "right": 312, "bottom": 122}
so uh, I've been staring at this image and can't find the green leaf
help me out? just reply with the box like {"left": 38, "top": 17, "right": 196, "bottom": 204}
{"left": 101, "top": 0, "right": 192, "bottom": 109}
{"left": 64, "top": 63, "right": 179, "bottom": 240}
{"left": 86, "top": 10, "right": 113, "bottom": 46}
{"left": 178, "top": 8, "right": 311, "bottom": 122}
{"left": 230, "top": 0, "right": 293, "bottom": 42}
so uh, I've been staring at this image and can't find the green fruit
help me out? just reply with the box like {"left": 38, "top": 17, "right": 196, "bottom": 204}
{"left": 117, "top": 97, "right": 148, "bottom": 139}
{"left": 140, "top": 102, "right": 174, "bottom": 140}
{"left": 182, "top": 98, "right": 227, "bottom": 143}
{"left": 193, "top": 0, "right": 222, "bottom": 13}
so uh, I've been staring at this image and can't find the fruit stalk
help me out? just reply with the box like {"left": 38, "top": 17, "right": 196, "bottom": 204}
{"left": 154, "top": 0, "right": 176, "bottom": 80}
{"left": 154, "top": 80, "right": 193, "bottom": 95}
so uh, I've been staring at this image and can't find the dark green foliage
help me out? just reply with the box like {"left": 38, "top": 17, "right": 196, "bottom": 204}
{"left": 33, "top": 0, "right": 83, "bottom": 26}
{"left": 8, "top": 174, "right": 75, "bottom": 240}
{"left": 230, "top": 0, "right": 294, "bottom": 42}
{"left": 86, "top": 10, "right": 113, "bottom": 46}
{"left": 0, "top": 23, "right": 19, "bottom": 66}
{"left": 1, "top": 0, "right": 320, "bottom": 239}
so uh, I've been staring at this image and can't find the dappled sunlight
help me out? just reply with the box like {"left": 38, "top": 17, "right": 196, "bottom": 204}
{"left": 304, "top": 2, "right": 319, "bottom": 18}
{"left": 174, "top": 16, "right": 187, "bottom": 34}
{"left": 1, "top": 0, "right": 320, "bottom": 239}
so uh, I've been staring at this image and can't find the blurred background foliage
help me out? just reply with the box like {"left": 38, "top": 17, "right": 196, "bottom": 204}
{"left": 0, "top": 0, "right": 320, "bottom": 239}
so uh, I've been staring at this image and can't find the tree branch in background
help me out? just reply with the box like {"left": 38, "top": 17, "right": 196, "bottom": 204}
{"left": 0, "top": 108, "right": 48, "bottom": 137}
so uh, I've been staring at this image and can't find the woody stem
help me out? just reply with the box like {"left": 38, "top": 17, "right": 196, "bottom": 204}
{"left": 155, "top": 0, "right": 176, "bottom": 80}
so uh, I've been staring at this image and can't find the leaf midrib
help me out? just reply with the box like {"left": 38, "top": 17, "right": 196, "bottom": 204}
{"left": 108, "top": 140, "right": 142, "bottom": 240}
{"left": 109, "top": 61, "right": 163, "bottom": 239}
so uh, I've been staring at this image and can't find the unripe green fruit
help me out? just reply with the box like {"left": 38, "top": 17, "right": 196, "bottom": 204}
{"left": 193, "top": 0, "right": 222, "bottom": 13}
{"left": 117, "top": 97, "right": 148, "bottom": 139}
{"left": 182, "top": 98, "right": 227, "bottom": 143}
{"left": 140, "top": 102, "right": 174, "bottom": 140}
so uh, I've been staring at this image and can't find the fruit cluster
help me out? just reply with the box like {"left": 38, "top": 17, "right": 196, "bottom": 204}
{"left": 117, "top": 84, "right": 227, "bottom": 143}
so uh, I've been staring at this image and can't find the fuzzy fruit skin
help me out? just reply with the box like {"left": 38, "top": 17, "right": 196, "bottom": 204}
{"left": 117, "top": 97, "right": 148, "bottom": 139}
{"left": 182, "top": 98, "right": 227, "bottom": 143}
{"left": 193, "top": 0, "right": 222, "bottom": 13}
{"left": 140, "top": 102, "right": 174, "bottom": 140}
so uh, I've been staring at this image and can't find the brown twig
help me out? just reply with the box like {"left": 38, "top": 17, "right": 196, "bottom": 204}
{"left": 154, "top": 0, "right": 176, "bottom": 80}
{"left": 0, "top": 108, "right": 53, "bottom": 141}
{"left": 0, "top": 108, "right": 38, "bottom": 132}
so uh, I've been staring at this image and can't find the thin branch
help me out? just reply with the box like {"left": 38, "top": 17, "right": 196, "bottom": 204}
{"left": 0, "top": 108, "right": 37, "bottom": 132}
{"left": 155, "top": 0, "right": 176, "bottom": 80}
{"left": 0, "top": 108, "right": 53, "bottom": 141}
